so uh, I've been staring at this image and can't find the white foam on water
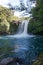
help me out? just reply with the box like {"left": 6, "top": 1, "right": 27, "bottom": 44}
{"left": 0, "top": 20, "right": 35, "bottom": 39}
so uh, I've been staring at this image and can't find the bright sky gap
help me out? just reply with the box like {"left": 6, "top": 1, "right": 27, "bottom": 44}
{"left": 0, "top": 0, "right": 36, "bottom": 17}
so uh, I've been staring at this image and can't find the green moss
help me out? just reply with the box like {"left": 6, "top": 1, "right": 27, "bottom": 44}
{"left": 32, "top": 53, "right": 43, "bottom": 65}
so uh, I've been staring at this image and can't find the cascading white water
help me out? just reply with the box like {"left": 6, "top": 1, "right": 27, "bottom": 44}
{"left": 2, "top": 20, "right": 34, "bottom": 38}
{"left": 17, "top": 20, "right": 29, "bottom": 34}
{"left": 22, "top": 20, "right": 29, "bottom": 34}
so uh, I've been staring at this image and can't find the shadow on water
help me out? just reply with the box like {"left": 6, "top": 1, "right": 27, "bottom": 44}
{"left": 0, "top": 35, "right": 43, "bottom": 65}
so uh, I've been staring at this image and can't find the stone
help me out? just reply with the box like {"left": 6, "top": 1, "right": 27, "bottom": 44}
{"left": 0, "top": 57, "right": 24, "bottom": 65}
{"left": 0, "top": 57, "right": 14, "bottom": 65}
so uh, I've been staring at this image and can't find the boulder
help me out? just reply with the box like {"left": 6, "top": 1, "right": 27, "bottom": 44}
{"left": 0, "top": 57, "right": 14, "bottom": 65}
{"left": 0, "top": 57, "right": 24, "bottom": 65}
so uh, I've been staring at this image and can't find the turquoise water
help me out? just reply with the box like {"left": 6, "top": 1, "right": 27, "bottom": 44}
{"left": 0, "top": 35, "right": 43, "bottom": 65}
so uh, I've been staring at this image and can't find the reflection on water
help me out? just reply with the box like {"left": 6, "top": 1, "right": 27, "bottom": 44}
{"left": 0, "top": 36, "right": 43, "bottom": 65}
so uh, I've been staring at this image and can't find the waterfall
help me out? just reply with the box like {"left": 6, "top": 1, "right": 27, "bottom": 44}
{"left": 3, "top": 20, "right": 34, "bottom": 38}
{"left": 17, "top": 20, "right": 29, "bottom": 34}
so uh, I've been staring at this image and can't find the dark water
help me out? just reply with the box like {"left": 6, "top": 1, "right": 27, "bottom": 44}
{"left": 0, "top": 35, "right": 43, "bottom": 65}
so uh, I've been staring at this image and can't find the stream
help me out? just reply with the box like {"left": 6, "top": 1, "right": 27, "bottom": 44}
{"left": 0, "top": 35, "right": 43, "bottom": 65}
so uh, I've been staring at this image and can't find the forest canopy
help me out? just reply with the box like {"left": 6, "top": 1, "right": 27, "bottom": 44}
{"left": 28, "top": 0, "right": 43, "bottom": 35}
{"left": 0, "top": 6, "right": 19, "bottom": 35}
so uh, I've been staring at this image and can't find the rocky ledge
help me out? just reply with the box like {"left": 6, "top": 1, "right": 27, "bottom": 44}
{"left": 0, "top": 57, "right": 24, "bottom": 65}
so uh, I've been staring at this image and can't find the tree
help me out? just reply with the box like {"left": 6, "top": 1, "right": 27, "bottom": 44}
{"left": 19, "top": 0, "right": 26, "bottom": 11}
{"left": 28, "top": 0, "right": 43, "bottom": 35}
{"left": 0, "top": 6, "right": 19, "bottom": 35}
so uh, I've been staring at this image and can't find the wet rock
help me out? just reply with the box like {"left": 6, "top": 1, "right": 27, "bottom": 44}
{"left": 0, "top": 57, "right": 24, "bottom": 65}
{"left": 14, "top": 57, "right": 24, "bottom": 64}
{"left": 0, "top": 57, "right": 14, "bottom": 65}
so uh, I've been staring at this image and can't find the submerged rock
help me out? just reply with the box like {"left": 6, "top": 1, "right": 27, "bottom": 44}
{"left": 0, "top": 57, "right": 14, "bottom": 65}
{"left": 0, "top": 57, "right": 24, "bottom": 65}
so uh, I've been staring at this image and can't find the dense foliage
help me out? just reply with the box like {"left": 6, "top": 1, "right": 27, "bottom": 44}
{"left": 28, "top": 0, "right": 43, "bottom": 35}
{"left": 0, "top": 6, "right": 18, "bottom": 35}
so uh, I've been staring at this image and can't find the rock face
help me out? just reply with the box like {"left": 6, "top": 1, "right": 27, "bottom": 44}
{"left": 0, "top": 57, "right": 24, "bottom": 65}
{"left": 0, "top": 57, "right": 14, "bottom": 65}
